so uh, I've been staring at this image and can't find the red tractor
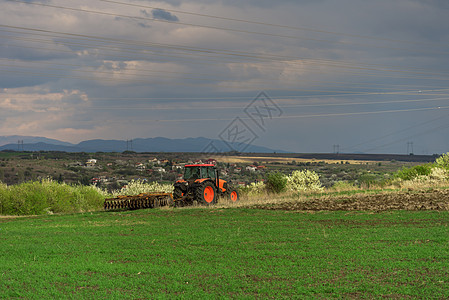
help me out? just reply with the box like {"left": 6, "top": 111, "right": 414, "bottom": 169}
{"left": 173, "top": 164, "right": 239, "bottom": 205}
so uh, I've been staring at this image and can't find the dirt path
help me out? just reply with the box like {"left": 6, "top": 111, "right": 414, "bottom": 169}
{"left": 252, "top": 189, "right": 449, "bottom": 211}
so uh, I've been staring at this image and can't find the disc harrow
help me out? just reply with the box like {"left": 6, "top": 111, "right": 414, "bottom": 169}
{"left": 104, "top": 193, "right": 173, "bottom": 210}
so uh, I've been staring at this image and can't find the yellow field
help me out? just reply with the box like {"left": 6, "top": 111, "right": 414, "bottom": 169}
{"left": 211, "top": 155, "right": 381, "bottom": 165}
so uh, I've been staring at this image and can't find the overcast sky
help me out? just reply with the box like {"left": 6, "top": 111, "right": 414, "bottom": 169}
{"left": 1, "top": 0, "right": 449, "bottom": 154}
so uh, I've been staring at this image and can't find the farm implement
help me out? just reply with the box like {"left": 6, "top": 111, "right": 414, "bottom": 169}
{"left": 104, "top": 193, "right": 173, "bottom": 210}
{"left": 104, "top": 164, "right": 239, "bottom": 210}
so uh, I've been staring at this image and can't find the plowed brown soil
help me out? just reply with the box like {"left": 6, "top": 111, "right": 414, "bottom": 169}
{"left": 252, "top": 189, "right": 449, "bottom": 211}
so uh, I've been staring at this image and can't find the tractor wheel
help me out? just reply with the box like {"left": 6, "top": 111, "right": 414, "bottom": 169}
{"left": 173, "top": 186, "right": 183, "bottom": 199}
{"left": 195, "top": 182, "right": 216, "bottom": 205}
{"left": 228, "top": 188, "right": 239, "bottom": 202}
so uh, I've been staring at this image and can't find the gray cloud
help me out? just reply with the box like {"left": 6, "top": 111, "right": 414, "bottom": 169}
{"left": 150, "top": 9, "right": 179, "bottom": 22}
{"left": 0, "top": 0, "right": 448, "bottom": 153}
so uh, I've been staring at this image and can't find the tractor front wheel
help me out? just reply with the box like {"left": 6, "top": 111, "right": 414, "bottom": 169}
{"left": 196, "top": 182, "right": 216, "bottom": 205}
{"left": 228, "top": 188, "right": 239, "bottom": 202}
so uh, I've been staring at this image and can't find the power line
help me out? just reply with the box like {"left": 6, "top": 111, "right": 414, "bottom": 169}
{"left": 98, "top": 0, "right": 448, "bottom": 50}
{"left": 341, "top": 112, "right": 449, "bottom": 152}
{"left": 4, "top": 58, "right": 449, "bottom": 93}
{"left": 6, "top": 0, "right": 449, "bottom": 57}
{"left": 5, "top": 40, "right": 449, "bottom": 86}
{"left": 3, "top": 27, "right": 448, "bottom": 79}
{"left": 363, "top": 121, "right": 449, "bottom": 153}
{"left": 91, "top": 105, "right": 449, "bottom": 123}
{"left": 1, "top": 25, "right": 442, "bottom": 75}
{"left": 49, "top": 96, "right": 449, "bottom": 110}
{"left": 2, "top": 24, "right": 449, "bottom": 84}
{"left": 5, "top": 65, "right": 449, "bottom": 96}
{"left": 0, "top": 25, "right": 449, "bottom": 89}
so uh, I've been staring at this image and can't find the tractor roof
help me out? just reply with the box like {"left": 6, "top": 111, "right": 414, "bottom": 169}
{"left": 184, "top": 164, "right": 215, "bottom": 167}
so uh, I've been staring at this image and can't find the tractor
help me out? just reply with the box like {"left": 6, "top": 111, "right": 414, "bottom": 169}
{"left": 104, "top": 163, "right": 238, "bottom": 210}
{"left": 173, "top": 164, "right": 239, "bottom": 205}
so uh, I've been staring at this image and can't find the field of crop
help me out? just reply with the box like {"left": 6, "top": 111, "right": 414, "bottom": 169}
{"left": 1, "top": 207, "right": 448, "bottom": 298}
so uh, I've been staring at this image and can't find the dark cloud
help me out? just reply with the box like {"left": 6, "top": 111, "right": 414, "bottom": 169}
{"left": 150, "top": 9, "right": 179, "bottom": 22}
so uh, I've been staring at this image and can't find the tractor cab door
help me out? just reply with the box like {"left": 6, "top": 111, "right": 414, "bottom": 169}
{"left": 184, "top": 167, "right": 200, "bottom": 181}
{"left": 201, "top": 166, "right": 216, "bottom": 180}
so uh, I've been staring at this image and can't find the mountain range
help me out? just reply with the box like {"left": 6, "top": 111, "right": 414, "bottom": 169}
{"left": 0, "top": 136, "right": 286, "bottom": 153}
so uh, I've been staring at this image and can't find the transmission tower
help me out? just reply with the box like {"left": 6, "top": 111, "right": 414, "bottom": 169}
{"left": 407, "top": 141, "right": 414, "bottom": 155}
{"left": 17, "top": 140, "right": 24, "bottom": 151}
{"left": 333, "top": 144, "right": 340, "bottom": 154}
{"left": 126, "top": 139, "right": 133, "bottom": 151}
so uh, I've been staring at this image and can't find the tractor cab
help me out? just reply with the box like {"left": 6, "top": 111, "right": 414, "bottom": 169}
{"left": 183, "top": 164, "right": 216, "bottom": 181}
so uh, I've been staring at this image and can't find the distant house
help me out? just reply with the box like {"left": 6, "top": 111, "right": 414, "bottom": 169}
{"left": 153, "top": 167, "right": 166, "bottom": 173}
{"left": 136, "top": 163, "right": 146, "bottom": 171}
{"left": 86, "top": 159, "right": 97, "bottom": 167}
{"left": 150, "top": 158, "right": 161, "bottom": 165}
{"left": 205, "top": 159, "right": 217, "bottom": 165}
{"left": 91, "top": 177, "right": 100, "bottom": 185}
{"left": 246, "top": 165, "right": 257, "bottom": 172}
{"left": 234, "top": 167, "right": 242, "bottom": 173}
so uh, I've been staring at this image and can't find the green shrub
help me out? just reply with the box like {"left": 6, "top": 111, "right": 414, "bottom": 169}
{"left": 0, "top": 179, "right": 106, "bottom": 216}
{"left": 332, "top": 181, "right": 356, "bottom": 191}
{"left": 358, "top": 173, "right": 382, "bottom": 187}
{"left": 266, "top": 172, "right": 287, "bottom": 194}
{"left": 286, "top": 170, "right": 323, "bottom": 192}
{"left": 395, "top": 164, "right": 432, "bottom": 181}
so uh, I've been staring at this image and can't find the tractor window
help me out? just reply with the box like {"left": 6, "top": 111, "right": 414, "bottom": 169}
{"left": 207, "top": 167, "right": 216, "bottom": 179}
{"left": 184, "top": 167, "right": 200, "bottom": 180}
{"left": 201, "top": 167, "right": 208, "bottom": 178}
{"left": 210, "top": 167, "right": 216, "bottom": 179}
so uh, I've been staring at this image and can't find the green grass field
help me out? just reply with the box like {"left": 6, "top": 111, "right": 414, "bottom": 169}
{"left": 1, "top": 208, "right": 448, "bottom": 298}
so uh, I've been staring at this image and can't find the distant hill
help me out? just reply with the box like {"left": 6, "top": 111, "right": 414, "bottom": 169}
{"left": 0, "top": 135, "right": 73, "bottom": 147}
{"left": 0, "top": 136, "right": 286, "bottom": 153}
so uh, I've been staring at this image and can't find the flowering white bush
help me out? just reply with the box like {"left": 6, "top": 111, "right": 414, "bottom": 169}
{"left": 435, "top": 153, "right": 449, "bottom": 169}
{"left": 286, "top": 170, "right": 323, "bottom": 192}
{"left": 240, "top": 182, "right": 266, "bottom": 196}
{"left": 429, "top": 167, "right": 448, "bottom": 180}
{"left": 111, "top": 180, "right": 173, "bottom": 197}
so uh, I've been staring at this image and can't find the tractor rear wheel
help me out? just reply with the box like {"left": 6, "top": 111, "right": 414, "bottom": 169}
{"left": 228, "top": 188, "right": 239, "bottom": 202}
{"left": 195, "top": 182, "right": 216, "bottom": 205}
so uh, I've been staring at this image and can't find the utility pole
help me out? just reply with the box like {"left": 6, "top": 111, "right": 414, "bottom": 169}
{"left": 18, "top": 140, "right": 24, "bottom": 151}
{"left": 126, "top": 139, "right": 133, "bottom": 151}
{"left": 407, "top": 141, "right": 414, "bottom": 155}
{"left": 333, "top": 144, "right": 340, "bottom": 154}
